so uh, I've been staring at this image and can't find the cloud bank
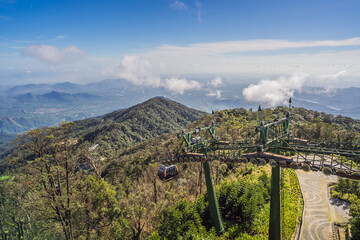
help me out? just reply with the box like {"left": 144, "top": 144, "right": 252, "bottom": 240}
{"left": 116, "top": 55, "right": 201, "bottom": 94}
{"left": 242, "top": 73, "right": 308, "bottom": 107}
{"left": 21, "top": 44, "right": 85, "bottom": 64}
{"left": 164, "top": 77, "right": 201, "bottom": 94}
{"left": 158, "top": 37, "right": 360, "bottom": 55}
{"left": 135, "top": 37, "right": 360, "bottom": 83}
{"left": 13, "top": 37, "right": 360, "bottom": 88}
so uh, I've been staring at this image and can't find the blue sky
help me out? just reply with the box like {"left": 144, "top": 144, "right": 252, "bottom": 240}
{"left": 2, "top": 0, "right": 359, "bottom": 51}
{"left": 1, "top": 0, "right": 360, "bottom": 96}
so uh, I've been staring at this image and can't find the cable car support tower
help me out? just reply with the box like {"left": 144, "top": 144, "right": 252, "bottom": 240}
{"left": 159, "top": 98, "right": 360, "bottom": 239}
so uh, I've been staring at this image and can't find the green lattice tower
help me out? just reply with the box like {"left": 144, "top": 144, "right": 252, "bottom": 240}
{"left": 203, "top": 161, "right": 224, "bottom": 234}
{"left": 179, "top": 125, "right": 224, "bottom": 235}
{"left": 269, "top": 165, "right": 281, "bottom": 240}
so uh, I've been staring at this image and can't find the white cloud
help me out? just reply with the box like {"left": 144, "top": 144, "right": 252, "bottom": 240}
{"left": 11, "top": 37, "right": 360, "bottom": 87}
{"left": 114, "top": 55, "right": 201, "bottom": 94}
{"left": 21, "top": 44, "right": 85, "bottom": 64}
{"left": 164, "top": 77, "right": 201, "bottom": 94}
{"left": 319, "top": 70, "right": 347, "bottom": 80}
{"left": 208, "top": 77, "right": 222, "bottom": 87}
{"left": 206, "top": 90, "right": 221, "bottom": 99}
{"left": 305, "top": 70, "right": 348, "bottom": 88}
{"left": 136, "top": 37, "right": 360, "bottom": 81}
{"left": 117, "top": 55, "right": 162, "bottom": 87}
{"left": 157, "top": 38, "right": 360, "bottom": 55}
{"left": 170, "top": 1, "right": 188, "bottom": 10}
{"left": 307, "top": 87, "right": 337, "bottom": 95}
{"left": 242, "top": 73, "right": 308, "bottom": 107}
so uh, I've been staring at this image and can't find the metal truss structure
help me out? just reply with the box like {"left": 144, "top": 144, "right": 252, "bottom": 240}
{"left": 159, "top": 99, "right": 360, "bottom": 239}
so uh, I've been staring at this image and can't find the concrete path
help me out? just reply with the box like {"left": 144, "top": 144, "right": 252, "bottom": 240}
{"left": 296, "top": 170, "right": 350, "bottom": 240}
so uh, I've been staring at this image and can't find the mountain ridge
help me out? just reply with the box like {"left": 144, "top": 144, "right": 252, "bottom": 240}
{"left": 72, "top": 96, "right": 206, "bottom": 155}
{"left": 15, "top": 91, "right": 101, "bottom": 104}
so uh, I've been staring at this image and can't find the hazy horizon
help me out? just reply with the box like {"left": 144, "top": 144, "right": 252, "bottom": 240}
{"left": 1, "top": 0, "right": 360, "bottom": 108}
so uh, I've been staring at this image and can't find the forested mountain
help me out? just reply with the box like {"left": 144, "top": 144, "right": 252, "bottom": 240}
{"left": 72, "top": 97, "right": 206, "bottom": 155}
{"left": 4, "top": 82, "right": 83, "bottom": 95}
{"left": 1, "top": 98, "right": 360, "bottom": 239}
{"left": 14, "top": 91, "right": 101, "bottom": 105}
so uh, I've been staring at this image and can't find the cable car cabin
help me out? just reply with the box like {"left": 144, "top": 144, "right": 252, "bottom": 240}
{"left": 158, "top": 165, "right": 179, "bottom": 182}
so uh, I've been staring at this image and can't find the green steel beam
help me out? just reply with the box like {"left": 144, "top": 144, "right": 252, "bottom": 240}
{"left": 203, "top": 161, "right": 224, "bottom": 235}
{"left": 269, "top": 165, "right": 281, "bottom": 240}
{"left": 275, "top": 146, "right": 360, "bottom": 157}
{"left": 208, "top": 124, "right": 217, "bottom": 140}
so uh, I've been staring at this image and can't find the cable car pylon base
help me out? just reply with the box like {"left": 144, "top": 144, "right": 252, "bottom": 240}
{"left": 203, "top": 161, "right": 224, "bottom": 234}
{"left": 269, "top": 165, "right": 281, "bottom": 240}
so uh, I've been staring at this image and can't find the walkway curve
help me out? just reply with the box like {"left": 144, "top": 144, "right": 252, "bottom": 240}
{"left": 296, "top": 170, "right": 350, "bottom": 240}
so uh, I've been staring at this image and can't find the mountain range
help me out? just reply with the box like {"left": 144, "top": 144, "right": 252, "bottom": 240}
{"left": 0, "top": 96, "right": 205, "bottom": 160}
{"left": 1, "top": 79, "right": 360, "bottom": 136}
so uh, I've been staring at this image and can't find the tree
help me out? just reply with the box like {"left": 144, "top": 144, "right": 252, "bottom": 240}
{"left": 336, "top": 178, "right": 346, "bottom": 196}
{"left": 350, "top": 198, "right": 360, "bottom": 239}
{"left": 157, "top": 200, "right": 207, "bottom": 239}
{"left": 15, "top": 123, "right": 79, "bottom": 239}
{"left": 218, "top": 178, "right": 266, "bottom": 231}
{"left": 77, "top": 177, "right": 131, "bottom": 239}
{"left": 127, "top": 181, "right": 155, "bottom": 239}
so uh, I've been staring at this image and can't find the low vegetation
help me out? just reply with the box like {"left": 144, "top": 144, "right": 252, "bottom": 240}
{"left": 332, "top": 178, "right": 360, "bottom": 239}
{"left": 281, "top": 169, "right": 303, "bottom": 240}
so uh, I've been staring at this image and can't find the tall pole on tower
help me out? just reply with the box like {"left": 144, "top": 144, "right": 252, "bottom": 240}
{"left": 258, "top": 105, "right": 262, "bottom": 125}
{"left": 289, "top": 97, "right": 292, "bottom": 111}
{"left": 267, "top": 102, "right": 281, "bottom": 239}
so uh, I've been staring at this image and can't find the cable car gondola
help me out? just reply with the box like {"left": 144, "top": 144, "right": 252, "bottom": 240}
{"left": 158, "top": 165, "right": 179, "bottom": 182}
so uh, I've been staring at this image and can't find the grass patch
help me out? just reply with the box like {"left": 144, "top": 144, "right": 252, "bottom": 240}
{"left": 281, "top": 169, "right": 304, "bottom": 240}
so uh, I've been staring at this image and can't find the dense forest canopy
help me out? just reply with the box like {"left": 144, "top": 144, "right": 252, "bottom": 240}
{"left": 1, "top": 97, "right": 360, "bottom": 239}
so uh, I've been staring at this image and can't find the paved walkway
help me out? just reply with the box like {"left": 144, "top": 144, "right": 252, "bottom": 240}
{"left": 296, "top": 170, "right": 350, "bottom": 240}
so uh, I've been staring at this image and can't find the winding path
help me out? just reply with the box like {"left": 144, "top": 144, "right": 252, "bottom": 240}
{"left": 295, "top": 170, "right": 350, "bottom": 240}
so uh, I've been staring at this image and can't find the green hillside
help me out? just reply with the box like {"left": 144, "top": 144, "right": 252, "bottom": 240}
{"left": 72, "top": 96, "right": 206, "bottom": 155}
{"left": 0, "top": 132, "right": 15, "bottom": 158}
{"left": 1, "top": 99, "right": 360, "bottom": 239}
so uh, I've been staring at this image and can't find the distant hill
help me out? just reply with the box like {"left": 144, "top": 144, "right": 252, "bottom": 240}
{"left": 6, "top": 82, "right": 83, "bottom": 95}
{"left": 295, "top": 87, "right": 360, "bottom": 119}
{"left": 15, "top": 91, "right": 101, "bottom": 105}
{"left": 6, "top": 83, "right": 52, "bottom": 95}
{"left": 4, "top": 79, "right": 132, "bottom": 96}
{"left": 0, "top": 91, "right": 105, "bottom": 135}
{"left": 73, "top": 96, "right": 206, "bottom": 154}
